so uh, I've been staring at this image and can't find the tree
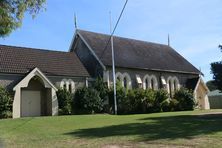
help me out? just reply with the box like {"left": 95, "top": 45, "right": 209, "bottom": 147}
{"left": 206, "top": 80, "right": 217, "bottom": 91}
{"left": 93, "top": 77, "right": 109, "bottom": 102}
{"left": 173, "top": 88, "right": 195, "bottom": 111}
{"left": 56, "top": 89, "right": 73, "bottom": 115}
{"left": 0, "top": 0, "right": 46, "bottom": 37}
{"left": 0, "top": 87, "right": 13, "bottom": 118}
{"left": 211, "top": 45, "right": 222, "bottom": 91}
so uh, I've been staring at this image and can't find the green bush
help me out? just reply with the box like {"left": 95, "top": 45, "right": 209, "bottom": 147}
{"left": 169, "top": 99, "right": 179, "bottom": 111}
{"left": 143, "top": 89, "right": 156, "bottom": 112}
{"left": 173, "top": 88, "right": 195, "bottom": 111}
{"left": 128, "top": 89, "right": 156, "bottom": 114}
{"left": 160, "top": 99, "right": 170, "bottom": 112}
{"left": 56, "top": 89, "right": 72, "bottom": 115}
{"left": 108, "top": 80, "right": 130, "bottom": 114}
{"left": 116, "top": 88, "right": 129, "bottom": 114}
{"left": 153, "top": 89, "right": 169, "bottom": 112}
{"left": 108, "top": 86, "right": 172, "bottom": 114}
{"left": 0, "top": 87, "right": 13, "bottom": 118}
{"left": 93, "top": 77, "right": 109, "bottom": 102}
{"left": 73, "top": 87, "right": 103, "bottom": 114}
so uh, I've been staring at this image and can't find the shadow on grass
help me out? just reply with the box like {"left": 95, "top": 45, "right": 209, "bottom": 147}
{"left": 64, "top": 113, "right": 222, "bottom": 142}
{"left": 0, "top": 139, "right": 4, "bottom": 148}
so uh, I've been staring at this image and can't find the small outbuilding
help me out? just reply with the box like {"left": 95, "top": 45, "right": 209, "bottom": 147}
{"left": 208, "top": 90, "right": 222, "bottom": 109}
{"left": 0, "top": 45, "right": 90, "bottom": 118}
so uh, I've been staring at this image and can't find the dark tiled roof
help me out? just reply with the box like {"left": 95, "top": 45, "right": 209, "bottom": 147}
{"left": 77, "top": 30, "right": 200, "bottom": 74}
{"left": 186, "top": 77, "right": 199, "bottom": 90}
{"left": 0, "top": 45, "right": 89, "bottom": 77}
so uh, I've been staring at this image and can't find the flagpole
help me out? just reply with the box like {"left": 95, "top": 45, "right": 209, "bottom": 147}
{"left": 74, "top": 13, "right": 77, "bottom": 29}
{"left": 110, "top": 11, "right": 117, "bottom": 115}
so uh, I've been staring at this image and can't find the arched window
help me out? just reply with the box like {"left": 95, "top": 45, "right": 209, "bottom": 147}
{"left": 145, "top": 78, "right": 149, "bottom": 89}
{"left": 143, "top": 75, "right": 150, "bottom": 89}
{"left": 143, "top": 74, "right": 158, "bottom": 90}
{"left": 115, "top": 72, "right": 131, "bottom": 89}
{"left": 115, "top": 72, "right": 123, "bottom": 87}
{"left": 169, "top": 79, "right": 173, "bottom": 97}
{"left": 151, "top": 78, "right": 155, "bottom": 90}
{"left": 122, "top": 72, "right": 132, "bottom": 89}
{"left": 167, "top": 76, "right": 180, "bottom": 98}
{"left": 68, "top": 84, "right": 72, "bottom": 92}
{"left": 63, "top": 83, "right": 67, "bottom": 90}
{"left": 173, "top": 77, "right": 180, "bottom": 91}
{"left": 173, "top": 80, "right": 177, "bottom": 91}
{"left": 60, "top": 79, "right": 75, "bottom": 93}
{"left": 68, "top": 79, "right": 75, "bottom": 93}
{"left": 123, "top": 77, "right": 127, "bottom": 88}
{"left": 60, "top": 79, "right": 67, "bottom": 90}
{"left": 150, "top": 75, "right": 158, "bottom": 90}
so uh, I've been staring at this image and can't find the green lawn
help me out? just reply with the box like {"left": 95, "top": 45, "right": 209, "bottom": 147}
{"left": 1, "top": 110, "right": 222, "bottom": 148}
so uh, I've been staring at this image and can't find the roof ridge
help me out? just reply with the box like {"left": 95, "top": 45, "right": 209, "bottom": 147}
{"left": 0, "top": 44, "right": 69, "bottom": 54}
{"left": 77, "top": 29, "right": 169, "bottom": 47}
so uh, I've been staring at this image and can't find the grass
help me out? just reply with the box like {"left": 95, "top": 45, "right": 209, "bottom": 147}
{"left": 1, "top": 110, "right": 222, "bottom": 147}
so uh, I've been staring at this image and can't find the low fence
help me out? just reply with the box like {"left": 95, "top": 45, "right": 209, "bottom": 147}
{"left": 209, "top": 96, "right": 222, "bottom": 109}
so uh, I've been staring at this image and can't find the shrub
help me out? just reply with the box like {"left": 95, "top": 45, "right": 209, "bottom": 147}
{"left": 173, "top": 88, "right": 195, "bottom": 111}
{"left": 160, "top": 99, "right": 170, "bottom": 112}
{"left": 0, "top": 87, "right": 13, "bottom": 118}
{"left": 108, "top": 80, "right": 130, "bottom": 114}
{"left": 169, "top": 99, "right": 179, "bottom": 111}
{"left": 143, "top": 89, "right": 156, "bottom": 112}
{"left": 56, "top": 89, "right": 72, "bottom": 115}
{"left": 153, "top": 89, "right": 169, "bottom": 112}
{"left": 160, "top": 99, "right": 179, "bottom": 112}
{"left": 127, "top": 89, "right": 142, "bottom": 113}
{"left": 73, "top": 87, "right": 103, "bottom": 114}
{"left": 116, "top": 88, "right": 129, "bottom": 114}
{"left": 128, "top": 89, "right": 156, "bottom": 114}
{"left": 93, "top": 77, "right": 109, "bottom": 103}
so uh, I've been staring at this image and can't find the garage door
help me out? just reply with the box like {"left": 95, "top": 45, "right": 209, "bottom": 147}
{"left": 21, "top": 90, "right": 41, "bottom": 117}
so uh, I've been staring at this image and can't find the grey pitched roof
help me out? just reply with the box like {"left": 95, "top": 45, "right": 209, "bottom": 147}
{"left": 0, "top": 45, "right": 89, "bottom": 77}
{"left": 77, "top": 29, "right": 200, "bottom": 74}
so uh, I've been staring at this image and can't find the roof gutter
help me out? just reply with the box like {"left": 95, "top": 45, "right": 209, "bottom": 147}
{"left": 106, "top": 65, "right": 201, "bottom": 75}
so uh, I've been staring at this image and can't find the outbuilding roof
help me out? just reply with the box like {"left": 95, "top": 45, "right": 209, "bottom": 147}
{"left": 208, "top": 90, "right": 222, "bottom": 97}
{"left": 76, "top": 29, "right": 200, "bottom": 74}
{"left": 0, "top": 45, "right": 89, "bottom": 77}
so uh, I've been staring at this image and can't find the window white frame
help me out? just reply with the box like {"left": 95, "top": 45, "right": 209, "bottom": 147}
{"left": 115, "top": 72, "right": 132, "bottom": 89}
{"left": 60, "top": 79, "right": 75, "bottom": 93}
{"left": 143, "top": 74, "right": 158, "bottom": 90}
{"left": 167, "top": 76, "right": 180, "bottom": 97}
{"left": 122, "top": 72, "right": 132, "bottom": 89}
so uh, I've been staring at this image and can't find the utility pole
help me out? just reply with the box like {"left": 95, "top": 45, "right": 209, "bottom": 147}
{"left": 110, "top": 11, "right": 117, "bottom": 115}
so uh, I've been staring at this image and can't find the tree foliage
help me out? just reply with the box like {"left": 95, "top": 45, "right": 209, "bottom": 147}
{"left": 73, "top": 87, "right": 104, "bottom": 114}
{"left": 0, "top": 87, "right": 13, "bottom": 118}
{"left": 211, "top": 45, "right": 222, "bottom": 91}
{"left": 0, "top": 0, "right": 46, "bottom": 37}
{"left": 56, "top": 89, "right": 73, "bottom": 115}
{"left": 206, "top": 80, "right": 217, "bottom": 91}
{"left": 173, "top": 88, "right": 195, "bottom": 111}
{"left": 93, "top": 77, "right": 109, "bottom": 102}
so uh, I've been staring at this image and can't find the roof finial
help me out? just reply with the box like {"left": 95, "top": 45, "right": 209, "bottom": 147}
{"left": 168, "top": 34, "right": 170, "bottom": 46}
{"left": 74, "top": 13, "right": 77, "bottom": 29}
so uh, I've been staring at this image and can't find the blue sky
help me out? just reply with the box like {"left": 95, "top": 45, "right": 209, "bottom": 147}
{"left": 0, "top": 0, "right": 222, "bottom": 81}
